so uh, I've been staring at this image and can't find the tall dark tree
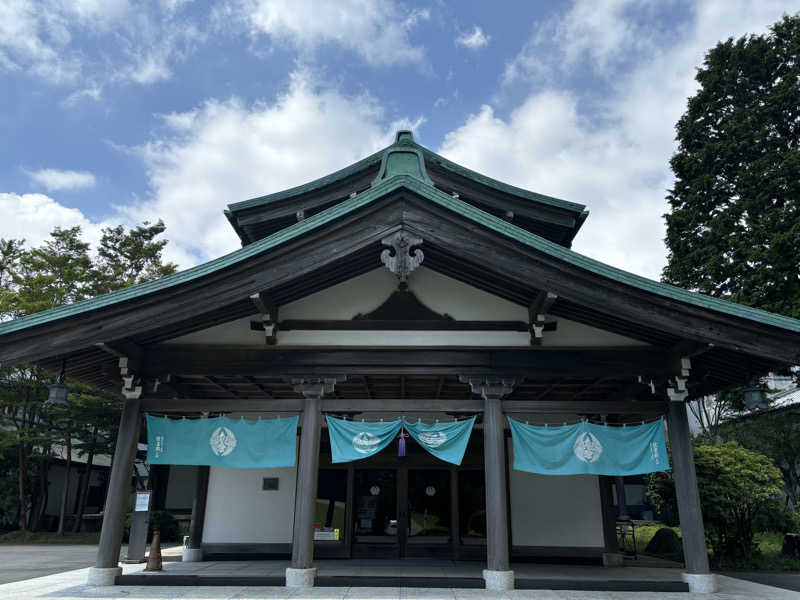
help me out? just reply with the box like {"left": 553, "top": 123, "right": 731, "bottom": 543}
{"left": 663, "top": 14, "right": 800, "bottom": 320}
{"left": 92, "top": 220, "right": 177, "bottom": 294}
{"left": 0, "top": 222, "right": 176, "bottom": 533}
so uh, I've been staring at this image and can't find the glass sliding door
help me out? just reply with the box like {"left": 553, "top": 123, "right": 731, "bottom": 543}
{"left": 407, "top": 469, "right": 451, "bottom": 544}
{"left": 352, "top": 469, "right": 398, "bottom": 557}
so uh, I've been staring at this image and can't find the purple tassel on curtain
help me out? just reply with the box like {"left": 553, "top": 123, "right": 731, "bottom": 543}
{"left": 398, "top": 425, "right": 408, "bottom": 457}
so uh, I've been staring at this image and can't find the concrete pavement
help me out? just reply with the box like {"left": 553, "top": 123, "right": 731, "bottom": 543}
{"left": 0, "top": 543, "right": 182, "bottom": 585}
{"left": 0, "top": 562, "right": 798, "bottom": 599}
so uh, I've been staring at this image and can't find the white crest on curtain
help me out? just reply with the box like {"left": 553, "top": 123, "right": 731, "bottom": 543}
{"left": 573, "top": 432, "right": 603, "bottom": 463}
{"left": 352, "top": 432, "right": 380, "bottom": 454}
{"left": 209, "top": 426, "right": 237, "bottom": 457}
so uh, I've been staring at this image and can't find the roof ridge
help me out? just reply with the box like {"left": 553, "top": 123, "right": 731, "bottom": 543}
{"left": 225, "top": 131, "right": 587, "bottom": 217}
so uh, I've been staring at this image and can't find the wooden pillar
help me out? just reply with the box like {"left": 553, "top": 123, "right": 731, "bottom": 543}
{"left": 449, "top": 467, "right": 459, "bottom": 560}
{"left": 615, "top": 476, "right": 630, "bottom": 519}
{"left": 292, "top": 392, "right": 321, "bottom": 569}
{"left": 667, "top": 400, "right": 710, "bottom": 573}
{"left": 88, "top": 391, "right": 141, "bottom": 584}
{"left": 599, "top": 476, "right": 623, "bottom": 566}
{"left": 183, "top": 465, "right": 210, "bottom": 562}
{"left": 465, "top": 377, "right": 515, "bottom": 590}
{"left": 287, "top": 377, "right": 339, "bottom": 587}
{"left": 484, "top": 394, "right": 509, "bottom": 571}
{"left": 667, "top": 378, "right": 716, "bottom": 593}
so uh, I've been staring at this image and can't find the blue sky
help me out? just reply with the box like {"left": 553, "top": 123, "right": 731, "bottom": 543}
{"left": 1, "top": 0, "right": 797, "bottom": 278}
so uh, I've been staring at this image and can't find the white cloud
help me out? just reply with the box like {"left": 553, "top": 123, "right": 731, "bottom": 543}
{"left": 26, "top": 169, "right": 97, "bottom": 191}
{"left": 0, "top": 0, "right": 201, "bottom": 88}
{"left": 238, "top": 0, "right": 429, "bottom": 66}
{"left": 0, "top": 193, "right": 106, "bottom": 249}
{"left": 0, "top": 0, "right": 81, "bottom": 84}
{"left": 62, "top": 86, "right": 103, "bottom": 107}
{"left": 126, "top": 70, "right": 420, "bottom": 267}
{"left": 456, "top": 26, "right": 490, "bottom": 50}
{"left": 445, "top": 0, "right": 798, "bottom": 280}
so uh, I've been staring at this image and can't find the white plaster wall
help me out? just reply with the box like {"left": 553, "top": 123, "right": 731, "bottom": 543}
{"left": 202, "top": 464, "right": 297, "bottom": 543}
{"left": 165, "top": 465, "right": 197, "bottom": 510}
{"left": 165, "top": 267, "right": 646, "bottom": 347}
{"left": 508, "top": 440, "right": 604, "bottom": 548}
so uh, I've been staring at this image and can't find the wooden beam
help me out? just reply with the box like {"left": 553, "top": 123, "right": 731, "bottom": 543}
{"left": 139, "top": 397, "right": 666, "bottom": 415}
{"left": 244, "top": 376, "right": 274, "bottom": 399}
{"left": 142, "top": 346, "right": 675, "bottom": 379}
{"left": 204, "top": 376, "right": 239, "bottom": 398}
{"left": 278, "top": 319, "right": 530, "bottom": 331}
{"left": 141, "top": 398, "right": 304, "bottom": 412}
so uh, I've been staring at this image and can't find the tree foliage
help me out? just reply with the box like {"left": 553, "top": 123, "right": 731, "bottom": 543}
{"left": 648, "top": 442, "right": 784, "bottom": 566}
{"left": 0, "top": 222, "right": 176, "bottom": 532}
{"left": 718, "top": 408, "right": 800, "bottom": 511}
{"left": 663, "top": 14, "right": 800, "bottom": 319}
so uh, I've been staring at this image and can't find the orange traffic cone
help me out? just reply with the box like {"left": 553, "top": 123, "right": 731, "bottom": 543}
{"left": 144, "top": 530, "right": 163, "bottom": 571}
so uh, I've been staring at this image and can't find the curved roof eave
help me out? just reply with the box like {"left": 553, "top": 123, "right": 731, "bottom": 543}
{"left": 225, "top": 148, "right": 386, "bottom": 213}
{"left": 1, "top": 174, "right": 799, "bottom": 341}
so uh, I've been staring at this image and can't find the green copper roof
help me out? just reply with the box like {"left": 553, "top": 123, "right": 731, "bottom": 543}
{"left": 226, "top": 147, "right": 385, "bottom": 213}
{"left": 371, "top": 131, "right": 433, "bottom": 186}
{"left": 225, "top": 130, "right": 586, "bottom": 217}
{"left": 2, "top": 173, "right": 800, "bottom": 338}
{"left": 416, "top": 145, "right": 587, "bottom": 215}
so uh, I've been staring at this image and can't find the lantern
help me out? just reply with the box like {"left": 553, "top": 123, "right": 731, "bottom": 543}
{"left": 45, "top": 360, "right": 69, "bottom": 407}
{"left": 742, "top": 379, "right": 767, "bottom": 411}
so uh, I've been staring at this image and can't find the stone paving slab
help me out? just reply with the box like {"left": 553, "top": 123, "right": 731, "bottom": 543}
{"left": 1, "top": 563, "right": 799, "bottom": 600}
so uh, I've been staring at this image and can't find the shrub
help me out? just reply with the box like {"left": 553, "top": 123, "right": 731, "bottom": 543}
{"left": 648, "top": 442, "right": 784, "bottom": 567}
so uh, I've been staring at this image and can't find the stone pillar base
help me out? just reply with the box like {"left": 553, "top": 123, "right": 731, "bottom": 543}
{"left": 286, "top": 567, "right": 316, "bottom": 587}
{"left": 87, "top": 566, "right": 122, "bottom": 586}
{"left": 182, "top": 547, "right": 204, "bottom": 562}
{"left": 682, "top": 573, "right": 718, "bottom": 593}
{"left": 602, "top": 552, "right": 625, "bottom": 567}
{"left": 483, "top": 569, "right": 514, "bottom": 590}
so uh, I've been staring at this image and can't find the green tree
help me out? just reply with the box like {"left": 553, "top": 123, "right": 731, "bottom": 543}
{"left": 66, "top": 384, "right": 122, "bottom": 532}
{"left": 0, "top": 222, "right": 176, "bottom": 532}
{"left": 719, "top": 409, "right": 800, "bottom": 510}
{"left": 663, "top": 14, "right": 800, "bottom": 320}
{"left": 92, "top": 220, "right": 177, "bottom": 294}
{"left": 648, "top": 442, "right": 784, "bottom": 566}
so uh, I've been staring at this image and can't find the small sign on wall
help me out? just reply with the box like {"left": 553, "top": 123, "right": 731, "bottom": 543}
{"left": 134, "top": 492, "right": 151, "bottom": 512}
{"left": 262, "top": 477, "right": 279, "bottom": 491}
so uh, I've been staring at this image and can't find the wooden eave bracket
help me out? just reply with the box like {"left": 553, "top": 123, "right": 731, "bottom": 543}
{"left": 461, "top": 376, "right": 517, "bottom": 400}
{"left": 291, "top": 376, "right": 347, "bottom": 399}
{"left": 95, "top": 341, "right": 144, "bottom": 399}
{"left": 250, "top": 291, "right": 279, "bottom": 345}
{"left": 666, "top": 357, "right": 692, "bottom": 402}
{"left": 528, "top": 291, "right": 558, "bottom": 345}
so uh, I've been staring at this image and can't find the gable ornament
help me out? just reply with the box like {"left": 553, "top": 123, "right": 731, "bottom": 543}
{"left": 380, "top": 231, "right": 424, "bottom": 285}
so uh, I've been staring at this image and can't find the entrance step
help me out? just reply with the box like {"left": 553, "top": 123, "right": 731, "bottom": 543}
{"left": 116, "top": 573, "right": 689, "bottom": 592}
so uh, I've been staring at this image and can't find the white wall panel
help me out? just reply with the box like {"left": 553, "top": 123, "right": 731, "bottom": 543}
{"left": 508, "top": 441, "right": 605, "bottom": 548}
{"left": 202, "top": 465, "right": 297, "bottom": 543}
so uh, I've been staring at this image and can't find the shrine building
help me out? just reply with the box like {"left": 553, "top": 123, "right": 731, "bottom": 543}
{"left": 1, "top": 131, "right": 799, "bottom": 593}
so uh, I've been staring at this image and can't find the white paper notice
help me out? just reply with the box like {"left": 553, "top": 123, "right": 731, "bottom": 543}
{"left": 135, "top": 492, "right": 150, "bottom": 512}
